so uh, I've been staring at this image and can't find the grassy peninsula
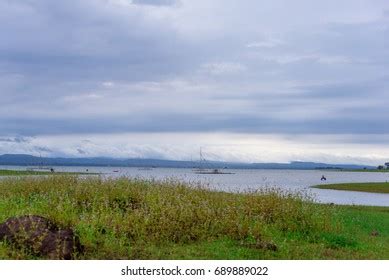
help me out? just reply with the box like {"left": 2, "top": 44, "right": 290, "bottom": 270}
{"left": 0, "top": 176, "right": 388, "bottom": 259}
{"left": 337, "top": 169, "right": 389, "bottom": 173}
{"left": 314, "top": 182, "right": 389, "bottom": 194}
{"left": 0, "top": 169, "right": 93, "bottom": 177}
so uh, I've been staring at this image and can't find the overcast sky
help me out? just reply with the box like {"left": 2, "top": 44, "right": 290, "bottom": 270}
{"left": 1, "top": 0, "right": 389, "bottom": 164}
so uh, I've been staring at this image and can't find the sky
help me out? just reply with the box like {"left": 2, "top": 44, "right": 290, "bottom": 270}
{"left": 1, "top": 0, "right": 389, "bottom": 164}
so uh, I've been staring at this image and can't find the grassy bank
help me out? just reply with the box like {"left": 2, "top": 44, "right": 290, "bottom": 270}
{"left": 0, "top": 169, "right": 92, "bottom": 176}
{"left": 316, "top": 169, "right": 389, "bottom": 173}
{"left": 313, "top": 182, "right": 389, "bottom": 194}
{"left": 0, "top": 176, "right": 388, "bottom": 259}
{"left": 340, "top": 169, "right": 389, "bottom": 173}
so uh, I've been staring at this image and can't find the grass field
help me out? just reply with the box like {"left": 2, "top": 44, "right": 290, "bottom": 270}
{"left": 0, "top": 176, "right": 388, "bottom": 259}
{"left": 313, "top": 182, "right": 389, "bottom": 194}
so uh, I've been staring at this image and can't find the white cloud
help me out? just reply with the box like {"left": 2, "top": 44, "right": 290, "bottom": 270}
{"left": 246, "top": 38, "right": 284, "bottom": 48}
{"left": 201, "top": 62, "right": 247, "bottom": 75}
{"left": 102, "top": 81, "right": 115, "bottom": 88}
{"left": 2, "top": 132, "right": 389, "bottom": 165}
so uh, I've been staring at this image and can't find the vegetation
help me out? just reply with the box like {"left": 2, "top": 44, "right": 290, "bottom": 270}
{"left": 0, "top": 169, "right": 93, "bottom": 176}
{"left": 0, "top": 176, "right": 388, "bottom": 259}
{"left": 315, "top": 168, "right": 389, "bottom": 173}
{"left": 338, "top": 169, "right": 389, "bottom": 173}
{"left": 313, "top": 182, "right": 389, "bottom": 194}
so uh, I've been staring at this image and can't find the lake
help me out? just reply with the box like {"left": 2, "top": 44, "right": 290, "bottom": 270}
{"left": 2, "top": 166, "right": 389, "bottom": 206}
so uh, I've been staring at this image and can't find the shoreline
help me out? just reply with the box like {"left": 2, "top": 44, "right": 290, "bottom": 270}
{"left": 0, "top": 169, "right": 97, "bottom": 177}
{"left": 312, "top": 182, "right": 389, "bottom": 194}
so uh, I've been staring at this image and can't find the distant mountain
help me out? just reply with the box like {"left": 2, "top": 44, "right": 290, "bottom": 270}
{"left": 0, "top": 154, "right": 375, "bottom": 170}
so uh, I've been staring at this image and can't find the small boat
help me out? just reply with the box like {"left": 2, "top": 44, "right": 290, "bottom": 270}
{"left": 26, "top": 167, "right": 55, "bottom": 172}
{"left": 138, "top": 167, "right": 153, "bottom": 171}
{"left": 194, "top": 168, "right": 234, "bottom": 175}
{"left": 26, "top": 155, "right": 55, "bottom": 172}
{"left": 193, "top": 148, "right": 234, "bottom": 174}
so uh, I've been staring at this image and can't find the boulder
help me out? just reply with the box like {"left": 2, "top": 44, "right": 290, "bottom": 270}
{"left": 0, "top": 215, "right": 82, "bottom": 259}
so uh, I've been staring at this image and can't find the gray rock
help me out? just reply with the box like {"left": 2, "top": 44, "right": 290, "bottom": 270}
{"left": 0, "top": 215, "right": 83, "bottom": 259}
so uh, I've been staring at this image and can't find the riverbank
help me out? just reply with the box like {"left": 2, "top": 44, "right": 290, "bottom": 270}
{"left": 0, "top": 176, "right": 388, "bottom": 259}
{"left": 313, "top": 182, "right": 389, "bottom": 194}
{"left": 0, "top": 169, "right": 94, "bottom": 176}
{"left": 338, "top": 169, "right": 389, "bottom": 173}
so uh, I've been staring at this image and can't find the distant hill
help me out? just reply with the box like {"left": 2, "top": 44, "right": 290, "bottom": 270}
{"left": 0, "top": 154, "right": 375, "bottom": 170}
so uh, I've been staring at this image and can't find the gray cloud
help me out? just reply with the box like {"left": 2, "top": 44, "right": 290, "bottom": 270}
{"left": 132, "top": 0, "right": 178, "bottom": 6}
{"left": 77, "top": 148, "right": 87, "bottom": 155}
{"left": 0, "top": 0, "right": 193, "bottom": 87}
{"left": 1, "top": 0, "right": 389, "bottom": 162}
{"left": 0, "top": 137, "right": 30, "bottom": 143}
{"left": 33, "top": 146, "right": 53, "bottom": 153}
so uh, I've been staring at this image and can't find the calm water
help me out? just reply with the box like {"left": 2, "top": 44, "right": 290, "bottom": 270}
{"left": 2, "top": 166, "right": 389, "bottom": 206}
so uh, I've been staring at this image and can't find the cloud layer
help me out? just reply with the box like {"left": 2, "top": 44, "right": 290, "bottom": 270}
{"left": 1, "top": 0, "right": 389, "bottom": 163}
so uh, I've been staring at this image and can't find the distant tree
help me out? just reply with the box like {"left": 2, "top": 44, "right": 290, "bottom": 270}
{"left": 378, "top": 165, "right": 384, "bottom": 170}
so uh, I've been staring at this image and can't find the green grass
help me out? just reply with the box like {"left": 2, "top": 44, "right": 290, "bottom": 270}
{"left": 316, "top": 169, "right": 389, "bottom": 173}
{"left": 340, "top": 169, "right": 389, "bottom": 173}
{"left": 0, "top": 176, "right": 388, "bottom": 259}
{"left": 313, "top": 182, "right": 389, "bottom": 194}
{"left": 0, "top": 169, "right": 93, "bottom": 176}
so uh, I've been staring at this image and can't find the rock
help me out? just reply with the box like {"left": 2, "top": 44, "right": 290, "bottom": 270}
{"left": 0, "top": 215, "right": 83, "bottom": 259}
{"left": 241, "top": 240, "right": 278, "bottom": 251}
